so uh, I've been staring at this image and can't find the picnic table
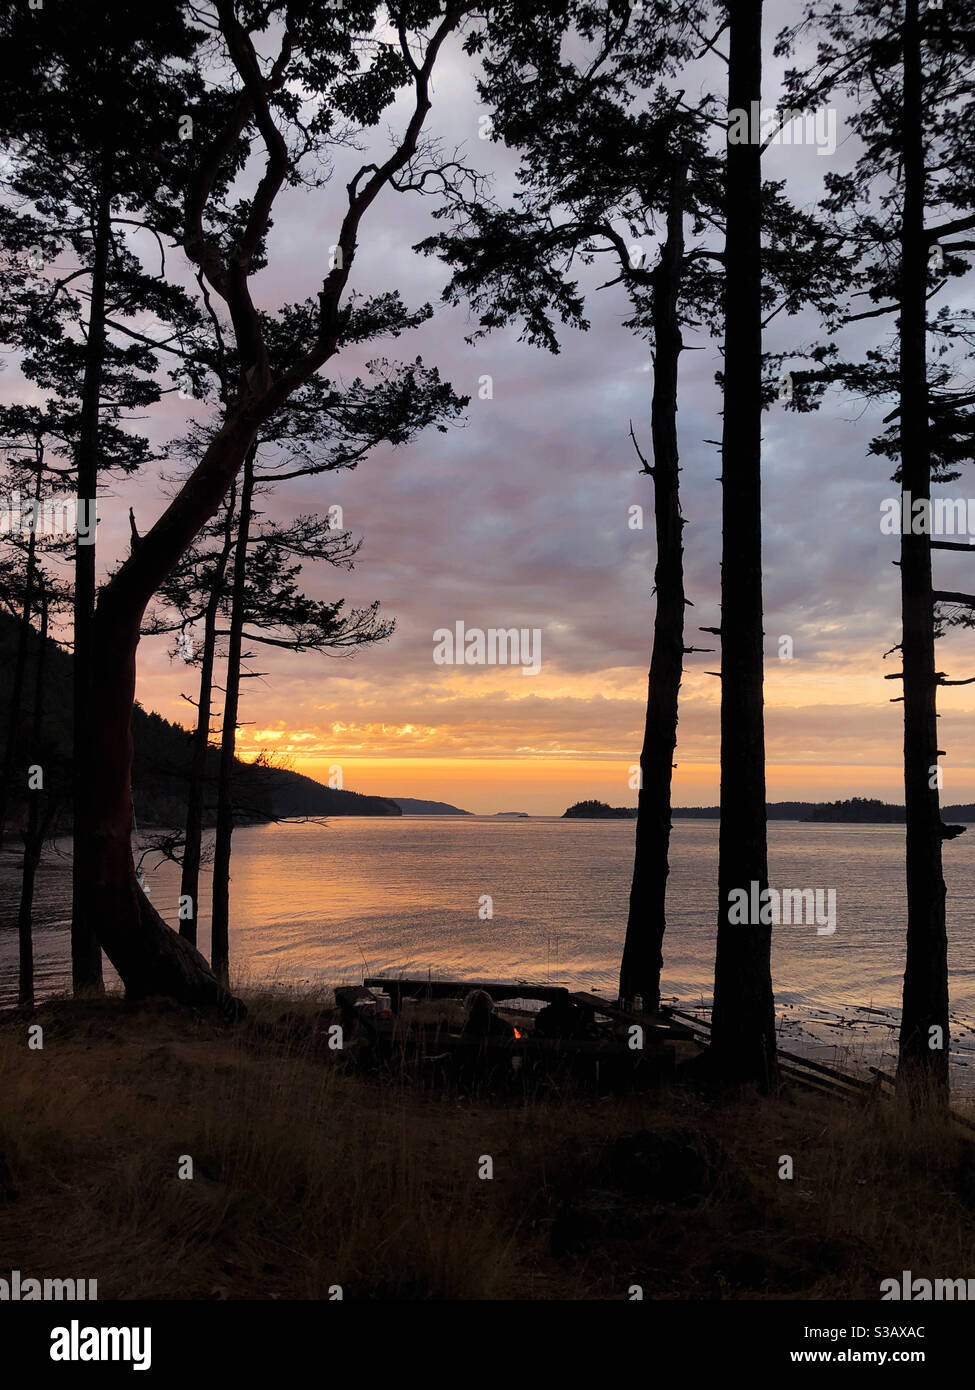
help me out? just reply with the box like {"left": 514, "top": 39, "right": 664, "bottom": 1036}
{"left": 361, "top": 976, "right": 693, "bottom": 1039}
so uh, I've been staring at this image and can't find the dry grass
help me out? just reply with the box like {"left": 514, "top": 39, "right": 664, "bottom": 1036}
{"left": 1, "top": 992, "right": 974, "bottom": 1300}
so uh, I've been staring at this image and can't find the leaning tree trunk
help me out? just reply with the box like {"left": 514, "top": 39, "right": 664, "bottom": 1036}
{"left": 71, "top": 180, "right": 111, "bottom": 996}
{"left": 619, "top": 164, "right": 686, "bottom": 1015}
{"left": 17, "top": 589, "right": 48, "bottom": 1008}
{"left": 180, "top": 482, "right": 237, "bottom": 945}
{"left": 896, "top": 0, "right": 949, "bottom": 1102}
{"left": 210, "top": 448, "right": 255, "bottom": 987}
{"left": 710, "top": 0, "right": 777, "bottom": 1090}
{"left": 77, "top": 0, "right": 456, "bottom": 1009}
{"left": 87, "top": 412, "right": 263, "bottom": 1010}
{"left": 0, "top": 469, "right": 41, "bottom": 851}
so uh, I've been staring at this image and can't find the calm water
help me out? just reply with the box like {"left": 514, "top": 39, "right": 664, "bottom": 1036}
{"left": 3, "top": 818, "right": 975, "bottom": 1083}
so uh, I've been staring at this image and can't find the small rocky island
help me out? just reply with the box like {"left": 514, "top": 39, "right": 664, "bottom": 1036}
{"left": 563, "top": 799, "right": 637, "bottom": 819}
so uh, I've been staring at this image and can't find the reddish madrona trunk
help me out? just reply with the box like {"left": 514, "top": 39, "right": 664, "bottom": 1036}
{"left": 89, "top": 594, "right": 230, "bottom": 1006}
{"left": 80, "top": 2, "right": 462, "bottom": 1008}
{"left": 88, "top": 418, "right": 263, "bottom": 1010}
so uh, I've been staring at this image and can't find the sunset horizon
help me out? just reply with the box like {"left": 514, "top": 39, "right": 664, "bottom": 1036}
{"left": 4, "top": 0, "right": 975, "bottom": 1339}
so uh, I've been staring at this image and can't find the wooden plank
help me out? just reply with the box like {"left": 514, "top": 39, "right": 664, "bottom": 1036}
{"left": 661, "top": 1006, "right": 711, "bottom": 1030}
{"left": 779, "top": 1057, "right": 859, "bottom": 1095}
{"left": 660, "top": 1007, "right": 713, "bottom": 1041}
{"left": 666, "top": 1006, "right": 876, "bottom": 1092}
{"left": 778, "top": 1062, "right": 853, "bottom": 1101}
{"left": 776, "top": 1048, "right": 874, "bottom": 1092}
{"left": 364, "top": 976, "right": 571, "bottom": 1007}
{"left": 565, "top": 992, "right": 688, "bottom": 1037}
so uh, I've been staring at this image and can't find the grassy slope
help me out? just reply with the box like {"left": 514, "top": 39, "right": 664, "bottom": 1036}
{"left": 2, "top": 995, "right": 975, "bottom": 1300}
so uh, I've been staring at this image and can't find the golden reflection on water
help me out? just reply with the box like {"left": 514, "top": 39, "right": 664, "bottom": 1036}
{"left": 133, "top": 818, "right": 975, "bottom": 1020}
{"left": 3, "top": 821, "right": 975, "bottom": 1070}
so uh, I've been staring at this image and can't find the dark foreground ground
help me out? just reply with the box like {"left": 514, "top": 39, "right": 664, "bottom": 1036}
{"left": 2, "top": 992, "right": 974, "bottom": 1300}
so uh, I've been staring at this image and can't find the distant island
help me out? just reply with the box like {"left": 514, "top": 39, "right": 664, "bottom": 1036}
{"left": 391, "top": 798, "right": 472, "bottom": 816}
{"left": 803, "top": 797, "right": 902, "bottom": 823}
{"left": 494, "top": 811, "right": 530, "bottom": 818}
{"left": 801, "top": 796, "right": 972, "bottom": 823}
{"left": 563, "top": 800, "right": 637, "bottom": 819}
{"left": 562, "top": 796, "right": 975, "bottom": 823}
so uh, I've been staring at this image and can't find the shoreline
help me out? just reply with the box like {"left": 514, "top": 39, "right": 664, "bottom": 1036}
{"left": 5, "top": 976, "right": 975, "bottom": 1102}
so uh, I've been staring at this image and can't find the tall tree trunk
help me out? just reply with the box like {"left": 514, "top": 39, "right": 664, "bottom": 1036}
{"left": 179, "top": 483, "right": 238, "bottom": 944}
{"left": 71, "top": 180, "right": 111, "bottom": 996}
{"left": 896, "top": 0, "right": 948, "bottom": 1101}
{"left": 87, "top": 413, "right": 260, "bottom": 1011}
{"left": 0, "top": 469, "right": 41, "bottom": 850}
{"left": 18, "top": 590, "right": 48, "bottom": 1009}
{"left": 619, "top": 163, "right": 686, "bottom": 1014}
{"left": 710, "top": 0, "right": 777, "bottom": 1089}
{"left": 210, "top": 447, "right": 255, "bottom": 987}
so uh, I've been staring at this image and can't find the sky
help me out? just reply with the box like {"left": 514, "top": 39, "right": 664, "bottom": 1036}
{"left": 10, "top": 6, "right": 975, "bottom": 817}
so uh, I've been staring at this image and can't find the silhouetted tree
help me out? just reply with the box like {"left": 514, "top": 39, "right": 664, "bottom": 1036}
{"left": 3, "top": 2, "right": 474, "bottom": 1009}
{"left": 708, "top": 0, "right": 777, "bottom": 1089}
{"left": 421, "top": 0, "right": 842, "bottom": 1041}
{"left": 0, "top": 1, "right": 206, "bottom": 993}
{"left": 777, "top": 0, "right": 975, "bottom": 1100}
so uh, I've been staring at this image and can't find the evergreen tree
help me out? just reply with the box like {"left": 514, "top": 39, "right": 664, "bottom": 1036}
{"left": 777, "top": 0, "right": 975, "bottom": 1100}
{"left": 0, "top": 0, "right": 207, "bottom": 993}
{"left": 420, "top": 0, "right": 843, "bottom": 1067}
{"left": 3, "top": 2, "right": 475, "bottom": 1008}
